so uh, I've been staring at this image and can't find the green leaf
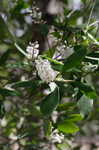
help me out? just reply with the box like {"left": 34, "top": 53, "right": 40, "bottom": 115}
{"left": 0, "top": 88, "right": 21, "bottom": 96}
{"left": 44, "top": 120, "right": 52, "bottom": 136}
{"left": 57, "top": 143, "right": 70, "bottom": 150}
{"left": 58, "top": 121, "right": 79, "bottom": 134}
{"left": 44, "top": 48, "right": 56, "bottom": 58}
{"left": 72, "top": 81, "right": 97, "bottom": 99}
{"left": 63, "top": 45, "right": 87, "bottom": 72}
{"left": 0, "top": 101, "right": 5, "bottom": 118}
{"left": 0, "top": 49, "right": 10, "bottom": 66}
{"left": 68, "top": 10, "right": 84, "bottom": 26}
{"left": 57, "top": 102, "right": 76, "bottom": 111}
{"left": 0, "top": 15, "right": 14, "bottom": 42}
{"left": 42, "top": 55, "right": 63, "bottom": 66}
{"left": 40, "top": 87, "right": 60, "bottom": 116}
{"left": 77, "top": 95, "right": 93, "bottom": 116}
{"left": 67, "top": 114, "right": 83, "bottom": 122}
{"left": 12, "top": 80, "right": 44, "bottom": 94}
{"left": 52, "top": 63, "right": 64, "bottom": 72}
{"left": 10, "top": 0, "right": 29, "bottom": 17}
{"left": 12, "top": 80, "right": 38, "bottom": 88}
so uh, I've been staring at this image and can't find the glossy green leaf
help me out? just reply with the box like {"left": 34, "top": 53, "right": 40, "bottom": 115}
{"left": 67, "top": 114, "right": 83, "bottom": 122}
{"left": 0, "top": 88, "right": 21, "bottom": 96}
{"left": 0, "top": 101, "right": 5, "bottom": 118}
{"left": 10, "top": 0, "right": 29, "bottom": 18}
{"left": 52, "top": 63, "right": 64, "bottom": 72}
{"left": 72, "top": 81, "right": 97, "bottom": 99}
{"left": 58, "top": 121, "right": 79, "bottom": 134}
{"left": 57, "top": 102, "right": 76, "bottom": 111}
{"left": 44, "top": 120, "right": 52, "bottom": 136}
{"left": 0, "top": 15, "right": 14, "bottom": 42}
{"left": 42, "top": 55, "right": 63, "bottom": 66}
{"left": 12, "top": 80, "right": 43, "bottom": 88}
{"left": 77, "top": 95, "right": 93, "bottom": 116}
{"left": 40, "top": 87, "right": 60, "bottom": 116}
{"left": 0, "top": 49, "right": 10, "bottom": 65}
{"left": 63, "top": 45, "right": 87, "bottom": 72}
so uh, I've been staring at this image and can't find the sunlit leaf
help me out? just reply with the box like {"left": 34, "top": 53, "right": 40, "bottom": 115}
{"left": 57, "top": 102, "right": 76, "bottom": 111}
{"left": 77, "top": 95, "right": 93, "bottom": 116}
{"left": 67, "top": 114, "right": 83, "bottom": 122}
{"left": 58, "top": 121, "right": 79, "bottom": 134}
{"left": 0, "top": 15, "right": 14, "bottom": 42}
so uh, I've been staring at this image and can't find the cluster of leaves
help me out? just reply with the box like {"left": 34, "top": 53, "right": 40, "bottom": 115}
{"left": 0, "top": 0, "right": 99, "bottom": 149}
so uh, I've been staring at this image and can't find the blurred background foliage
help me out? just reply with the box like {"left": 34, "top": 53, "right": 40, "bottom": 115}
{"left": 0, "top": 0, "right": 99, "bottom": 150}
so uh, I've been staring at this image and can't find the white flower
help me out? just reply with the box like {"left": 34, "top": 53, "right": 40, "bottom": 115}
{"left": 49, "top": 82, "right": 57, "bottom": 92}
{"left": 43, "top": 82, "right": 57, "bottom": 95}
{"left": 9, "top": 133, "right": 18, "bottom": 140}
{"left": 26, "top": 41, "right": 39, "bottom": 59}
{"left": 17, "top": 117, "right": 24, "bottom": 129}
{"left": 0, "top": 117, "right": 8, "bottom": 127}
{"left": 4, "top": 84, "right": 14, "bottom": 91}
{"left": 4, "top": 100, "right": 12, "bottom": 112}
{"left": 82, "top": 62, "right": 98, "bottom": 72}
{"left": 53, "top": 44, "right": 73, "bottom": 59}
{"left": 50, "top": 129, "right": 64, "bottom": 143}
{"left": 35, "top": 57, "right": 58, "bottom": 83}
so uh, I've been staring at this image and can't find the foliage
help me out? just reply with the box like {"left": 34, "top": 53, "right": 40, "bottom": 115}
{"left": 0, "top": 0, "right": 99, "bottom": 149}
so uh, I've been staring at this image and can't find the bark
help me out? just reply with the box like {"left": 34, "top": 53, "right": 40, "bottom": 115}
{"left": 32, "top": 0, "right": 64, "bottom": 53}
{"left": 80, "top": 144, "right": 91, "bottom": 150}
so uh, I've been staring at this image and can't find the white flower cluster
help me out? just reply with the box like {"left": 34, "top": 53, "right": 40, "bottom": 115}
{"left": 82, "top": 62, "right": 98, "bottom": 72}
{"left": 43, "top": 82, "right": 57, "bottom": 95}
{"left": 35, "top": 57, "right": 58, "bottom": 83}
{"left": 31, "top": 1, "right": 42, "bottom": 23}
{"left": 0, "top": 117, "right": 8, "bottom": 127}
{"left": 50, "top": 129, "right": 64, "bottom": 143}
{"left": 26, "top": 41, "right": 39, "bottom": 59}
{"left": 53, "top": 42, "right": 73, "bottom": 59}
{"left": 57, "top": 44, "right": 66, "bottom": 58}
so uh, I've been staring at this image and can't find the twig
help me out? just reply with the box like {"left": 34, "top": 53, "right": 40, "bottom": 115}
{"left": 85, "top": 56, "right": 99, "bottom": 61}
{"left": 85, "top": 31, "right": 99, "bottom": 45}
{"left": 88, "top": 20, "right": 99, "bottom": 28}
{"left": 55, "top": 78, "right": 74, "bottom": 83}
{"left": 14, "top": 43, "right": 28, "bottom": 58}
{"left": 86, "top": 0, "right": 96, "bottom": 30}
